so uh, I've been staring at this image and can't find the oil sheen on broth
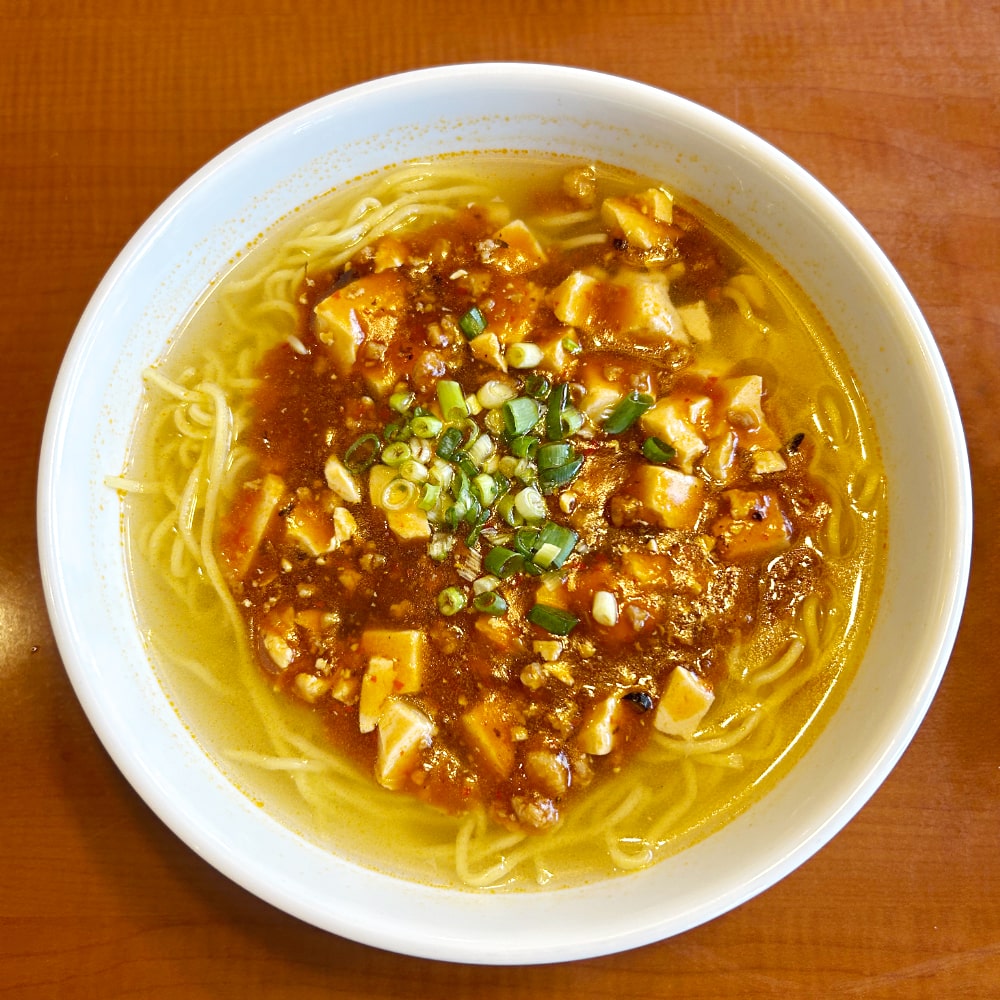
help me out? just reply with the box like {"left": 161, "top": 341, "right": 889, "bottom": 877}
{"left": 117, "top": 155, "right": 886, "bottom": 890}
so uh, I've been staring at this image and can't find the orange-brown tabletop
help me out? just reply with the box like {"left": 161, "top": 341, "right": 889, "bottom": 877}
{"left": 3, "top": 2, "right": 997, "bottom": 996}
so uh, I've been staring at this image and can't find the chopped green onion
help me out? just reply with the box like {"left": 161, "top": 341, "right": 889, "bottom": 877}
{"left": 522, "top": 373, "right": 551, "bottom": 400}
{"left": 545, "top": 382, "right": 570, "bottom": 441}
{"left": 465, "top": 505, "right": 491, "bottom": 546}
{"left": 454, "top": 452, "right": 478, "bottom": 480}
{"left": 477, "top": 379, "right": 518, "bottom": 409}
{"left": 538, "top": 455, "right": 584, "bottom": 491}
{"left": 343, "top": 433, "right": 380, "bottom": 473}
{"left": 438, "top": 586, "right": 467, "bottom": 616}
{"left": 561, "top": 406, "right": 584, "bottom": 435}
{"left": 514, "top": 486, "right": 546, "bottom": 523}
{"left": 561, "top": 336, "right": 582, "bottom": 356}
{"left": 527, "top": 603, "right": 580, "bottom": 636}
{"left": 512, "top": 456, "right": 537, "bottom": 483}
{"left": 437, "top": 379, "right": 468, "bottom": 420}
{"left": 381, "top": 441, "right": 412, "bottom": 467}
{"left": 417, "top": 482, "right": 441, "bottom": 510}
{"left": 492, "top": 470, "right": 511, "bottom": 498}
{"left": 381, "top": 478, "right": 418, "bottom": 510}
{"left": 533, "top": 521, "right": 578, "bottom": 569}
{"left": 506, "top": 342, "right": 544, "bottom": 369}
{"left": 449, "top": 466, "right": 470, "bottom": 502}
{"left": 428, "top": 458, "right": 454, "bottom": 488}
{"left": 411, "top": 414, "right": 444, "bottom": 439}
{"left": 400, "top": 458, "right": 429, "bottom": 483}
{"left": 509, "top": 434, "right": 538, "bottom": 459}
{"left": 383, "top": 419, "right": 411, "bottom": 443}
{"left": 472, "top": 575, "right": 501, "bottom": 595}
{"left": 458, "top": 306, "right": 488, "bottom": 340}
{"left": 467, "top": 433, "right": 495, "bottom": 468}
{"left": 473, "top": 591, "right": 509, "bottom": 616}
{"left": 484, "top": 545, "right": 524, "bottom": 579}
{"left": 463, "top": 493, "right": 483, "bottom": 525}
{"left": 435, "top": 426, "right": 464, "bottom": 460}
{"left": 483, "top": 408, "right": 506, "bottom": 436}
{"left": 513, "top": 526, "right": 541, "bottom": 557}
{"left": 642, "top": 436, "right": 676, "bottom": 464}
{"left": 532, "top": 542, "right": 562, "bottom": 568}
{"left": 472, "top": 473, "right": 499, "bottom": 506}
{"left": 502, "top": 396, "right": 541, "bottom": 436}
{"left": 603, "top": 391, "right": 655, "bottom": 434}
{"left": 495, "top": 493, "right": 524, "bottom": 526}
{"left": 389, "top": 390, "right": 416, "bottom": 414}
{"left": 428, "top": 532, "right": 455, "bottom": 562}
{"left": 536, "top": 441, "right": 574, "bottom": 470}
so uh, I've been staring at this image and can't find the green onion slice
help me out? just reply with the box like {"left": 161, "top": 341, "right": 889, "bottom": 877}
{"left": 502, "top": 396, "right": 541, "bottom": 436}
{"left": 522, "top": 373, "right": 551, "bottom": 400}
{"left": 437, "top": 586, "right": 467, "bottom": 616}
{"left": 513, "top": 486, "right": 546, "bottom": 523}
{"left": 437, "top": 379, "right": 468, "bottom": 420}
{"left": 506, "top": 342, "right": 544, "bottom": 369}
{"left": 545, "top": 382, "right": 570, "bottom": 440}
{"left": 602, "top": 391, "right": 655, "bottom": 434}
{"left": 509, "top": 434, "right": 538, "bottom": 459}
{"left": 527, "top": 603, "right": 580, "bottom": 636}
{"left": 642, "top": 436, "right": 676, "bottom": 464}
{"left": 435, "top": 426, "right": 464, "bottom": 460}
{"left": 343, "top": 433, "right": 380, "bottom": 473}
{"left": 538, "top": 455, "right": 584, "bottom": 491}
{"left": 411, "top": 414, "right": 444, "bottom": 439}
{"left": 472, "top": 473, "right": 499, "bottom": 506}
{"left": 389, "top": 390, "right": 416, "bottom": 415}
{"left": 417, "top": 482, "right": 441, "bottom": 511}
{"left": 484, "top": 545, "right": 525, "bottom": 579}
{"left": 381, "top": 441, "right": 411, "bottom": 467}
{"left": 536, "top": 441, "right": 574, "bottom": 470}
{"left": 458, "top": 306, "right": 488, "bottom": 340}
{"left": 533, "top": 521, "right": 578, "bottom": 569}
{"left": 473, "top": 591, "right": 509, "bottom": 616}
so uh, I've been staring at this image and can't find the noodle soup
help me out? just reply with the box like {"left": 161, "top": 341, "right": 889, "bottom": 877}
{"left": 112, "top": 155, "right": 886, "bottom": 889}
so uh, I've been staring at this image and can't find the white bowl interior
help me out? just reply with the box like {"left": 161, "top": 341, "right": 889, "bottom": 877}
{"left": 38, "top": 64, "right": 971, "bottom": 964}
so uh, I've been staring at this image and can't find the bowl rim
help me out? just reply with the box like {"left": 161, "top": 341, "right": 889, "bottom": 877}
{"left": 37, "top": 62, "right": 973, "bottom": 964}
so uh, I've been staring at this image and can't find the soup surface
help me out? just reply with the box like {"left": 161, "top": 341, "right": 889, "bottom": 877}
{"left": 115, "top": 156, "right": 886, "bottom": 888}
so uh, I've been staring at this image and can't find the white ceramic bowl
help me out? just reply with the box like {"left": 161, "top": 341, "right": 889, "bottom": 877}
{"left": 38, "top": 64, "right": 971, "bottom": 964}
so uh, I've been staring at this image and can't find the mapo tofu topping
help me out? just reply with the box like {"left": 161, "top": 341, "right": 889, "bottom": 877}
{"left": 217, "top": 170, "right": 831, "bottom": 833}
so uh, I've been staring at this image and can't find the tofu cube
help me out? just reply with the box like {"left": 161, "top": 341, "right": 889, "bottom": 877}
{"left": 284, "top": 502, "right": 337, "bottom": 557}
{"left": 481, "top": 219, "right": 548, "bottom": 274}
{"left": 369, "top": 464, "right": 431, "bottom": 541}
{"left": 460, "top": 694, "right": 517, "bottom": 777}
{"left": 640, "top": 397, "right": 708, "bottom": 473}
{"left": 613, "top": 270, "right": 688, "bottom": 346}
{"left": 627, "top": 464, "right": 705, "bottom": 530}
{"left": 324, "top": 455, "right": 361, "bottom": 503}
{"left": 469, "top": 331, "right": 507, "bottom": 372}
{"left": 575, "top": 695, "right": 621, "bottom": 755}
{"left": 548, "top": 271, "right": 601, "bottom": 327}
{"left": 600, "top": 188, "right": 674, "bottom": 249}
{"left": 314, "top": 271, "right": 408, "bottom": 374}
{"left": 358, "top": 655, "right": 397, "bottom": 733}
{"left": 677, "top": 300, "right": 712, "bottom": 343}
{"left": 374, "top": 698, "right": 435, "bottom": 790}
{"left": 654, "top": 666, "right": 714, "bottom": 739}
{"left": 721, "top": 375, "right": 767, "bottom": 430}
{"left": 360, "top": 628, "right": 427, "bottom": 692}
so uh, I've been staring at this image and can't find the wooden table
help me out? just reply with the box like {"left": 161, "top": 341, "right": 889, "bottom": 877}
{"left": 3, "top": 2, "right": 997, "bottom": 995}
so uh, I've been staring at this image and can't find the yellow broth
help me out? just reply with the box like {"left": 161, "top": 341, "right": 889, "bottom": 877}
{"left": 116, "top": 155, "right": 886, "bottom": 889}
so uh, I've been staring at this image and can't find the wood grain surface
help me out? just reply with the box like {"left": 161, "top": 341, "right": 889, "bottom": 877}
{"left": 2, "top": 1, "right": 997, "bottom": 996}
